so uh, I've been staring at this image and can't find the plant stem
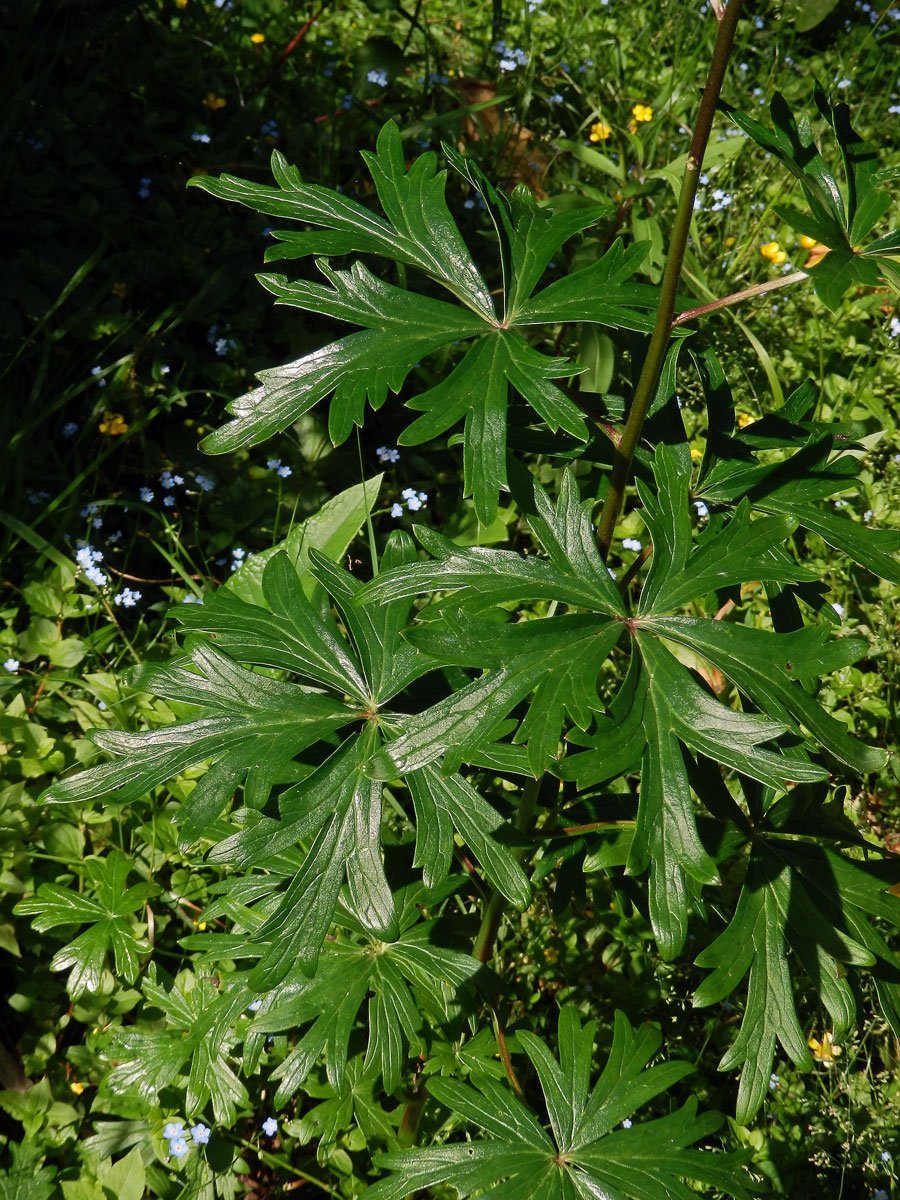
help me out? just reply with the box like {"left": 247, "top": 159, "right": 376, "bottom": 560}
{"left": 672, "top": 269, "right": 807, "bottom": 326}
{"left": 594, "top": 0, "right": 745, "bottom": 560}
{"left": 472, "top": 775, "right": 541, "bottom": 965}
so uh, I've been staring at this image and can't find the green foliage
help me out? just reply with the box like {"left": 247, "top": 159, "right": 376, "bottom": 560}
{"left": 188, "top": 121, "right": 664, "bottom": 522}
{"left": 5, "top": 2, "right": 900, "bottom": 1197}
{"left": 370, "top": 1008, "right": 753, "bottom": 1199}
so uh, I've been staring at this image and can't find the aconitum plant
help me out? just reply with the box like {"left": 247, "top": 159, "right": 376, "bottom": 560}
{"left": 26, "top": 1, "right": 900, "bottom": 1195}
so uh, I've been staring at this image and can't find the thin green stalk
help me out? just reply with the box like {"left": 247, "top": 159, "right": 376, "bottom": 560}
{"left": 672, "top": 269, "right": 807, "bottom": 326}
{"left": 472, "top": 775, "right": 541, "bottom": 965}
{"left": 594, "top": 0, "right": 745, "bottom": 559}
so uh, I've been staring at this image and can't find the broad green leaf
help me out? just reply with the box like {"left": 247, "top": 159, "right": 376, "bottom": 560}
{"left": 369, "top": 1007, "right": 752, "bottom": 1199}
{"left": 227, "top": 474, "right": 384, "bottom": 606}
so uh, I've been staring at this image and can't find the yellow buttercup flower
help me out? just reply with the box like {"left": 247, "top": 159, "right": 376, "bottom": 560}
{"left": 203, "top": 92, "right": 226, "bottom": 111}
{"left": 250, "top": 32, "right": 265, "bottom": 43}
{"left": 111, "top": 281, "right": 128, "bottom": 298}
{"left": 99, "top": 413, "right": 129, "bottom": 436}
{"left": 175, "top": 0, "right": 187, "bottom": 7}
{"left": 808, "top": 1031, "right": 842, "bottom": 1066}
{"left": 798, "top": 234, "right": 817, "bottom": 250}
{"left": 589, "top": 120, "right": 611, "bottom": 142}
{"left": 632, "top": 103, "right": 653, "bottom": 123}
{"left": 736, "top": 412, "right": 754, "bottom": 427}
{"left": 70, "top": 1081, "right": 85, "bottom": 1095}
{"left": 760, "top": 240, "right": 786, "bottom": 265}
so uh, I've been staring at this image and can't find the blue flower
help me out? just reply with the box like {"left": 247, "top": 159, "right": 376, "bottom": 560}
{"left": 248, "top": 999, "right": 263, "bottom": 1012}
{"left": 693, "top": 500, "right": 709, "bottom": 518}
{"left": 160, "top": 471, "right": 183, "bottom": 489}
{"left": 163, "top": 495, "right": 175, "bottom": 507}
{"left": 182, "top": 594, "right": 203, "bottom": 604}
{"left": 140, "top": 487, "right": 154, "bottom": 502}
{"left": 261, "top": 1117, "right": 278, "bottom": 1137}
{"left": 194, "top": 474, "right": 215, "bottom": 492}
{"left": 190, "top": 1123, "right": 211, "bottom": 1144}
{"left": 367, "top": 68, "right": 388, "bottom": 87}
{"left": 622, "top": 537, "right": 642, "bottom": 552}
{"left": 881, "top": 1151, "right": 891, "bottom": 1163}
{"left": 621, "top": 1118, "right": 632, "bottom": 1129}
{"left": 464, "top": 198, "right": 475, "bottom": 209}
{"left": 390, "top": 503, "right": 404, "bottom": 519}
{"left": 160, "top": 364, "right": 171, "bottom": 375}
{"left": 82, "top": 566, "right": 107, "bottom": 587}
{"left": 97, "top": 700, "right": 108, "bottom": 710}
{"left": 836, "top": 78, "right": 851, "bottom": 89}
{"left": 91, "top": 366, "right": 106, "bottom": 388}
{"left": 342, "top": 93, "right": 353, "bottom": 110}
{"left": 76, "top": 545, "right": 103, "bottom": 570}
{"left": 377, "top": 446, "right": 400, "bottom": 463}
{"left": 138, "top": 178, "right": 151, "bottom": 199}
{"left": 266, "top": 458, "right": 282, "bottom": 470}
{"left": 215, "top": 337, "right": 229, "bottom": 356}
{"left": 169, "top": 1137, "right": 189, "bottom": 1159}
{"left": 277, "top": 465, "right": 291, "bottom": 477}
{"left": 62, "top": 422, "right": 78, "bottom": 437}
{"left": 163, "top": 1122, "right": 184, "bottom": 1140}
{"left": 769, "top": 1073, "right": 780, "bottom": 1089}
{"left": 191, "top": 132, "right": 211, "bottom": 144}
{"left": 548, "top": 93, "right": 563, "bottom": 103}
{"left": 3, "top": 659, "right": 19, "bottom": 673}
{"left": 114, "top": 588, "right": 142, "bottom": 608}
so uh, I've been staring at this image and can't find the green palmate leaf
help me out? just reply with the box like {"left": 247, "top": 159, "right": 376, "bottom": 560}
{"left": 693, "top": 827, "right": 900, "bottom": 1124}
{"left": 14, "top": 852, "right": 159, "bottom": 998}
{"left": 369, "top": 1007, "right": 752, "bottom": 1199}
{"left": 41, "top": 539, "right": 531, "bottom": 981}
{"left": 722, "top": 91, "right": 898, "bottom": 309}
{"left": 104, "top": 966, "right": 250, "bottom": 1125}
{"left": 191, "top": 123, "right": 494, "bottom": 317}
{"left": 189, "top": 121, "right": 662, "bottom": 521}
{"left": 217, "top": 915, "right": 485, "bottom": 1099}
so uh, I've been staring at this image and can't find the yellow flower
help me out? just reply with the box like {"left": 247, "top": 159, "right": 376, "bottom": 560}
{"left": 627, "top": 121, "right": 637, "bottom": 134}
{"left": 798, "top": 234, "right": 817, "bottom": 250}
{"left": 202, "top": 92, "right": 226, "bottom": 111}
{"left": 250, "top": 32, "right": 265, "bottom": 43}
{"left": 632, "top": 103, "right": 653, "bottom": 123}
{"left": 193, "top": 919, "right": 208, "bottom": 930}
{"left": 589, "top": 120, "right": 611, "bottom": 142}
{"left": 111, "top": 281, "right": 128, "bottom": 298}
{"left": 736, "top": 412, "right": 754, "bottom": 427}
{"left": 808, "top": 1031, "right": 843, "bottom": 1066}
{"left": 724, "top": 236, "right": 735, "bottom": 247}
{"left": 99, "top": 413, "right": 129, "bottom": 436}
{"left": 175, "top": 0, "right": 187, "bottom": 7}
{"left": 690, "top": 446, "right": 703, "bottom": 460}
{"left": 760, "top": 240, "right": 786, "bottom": 264}
{"left": 70, "top": 1081, "right": 85, "bottom": 1095}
